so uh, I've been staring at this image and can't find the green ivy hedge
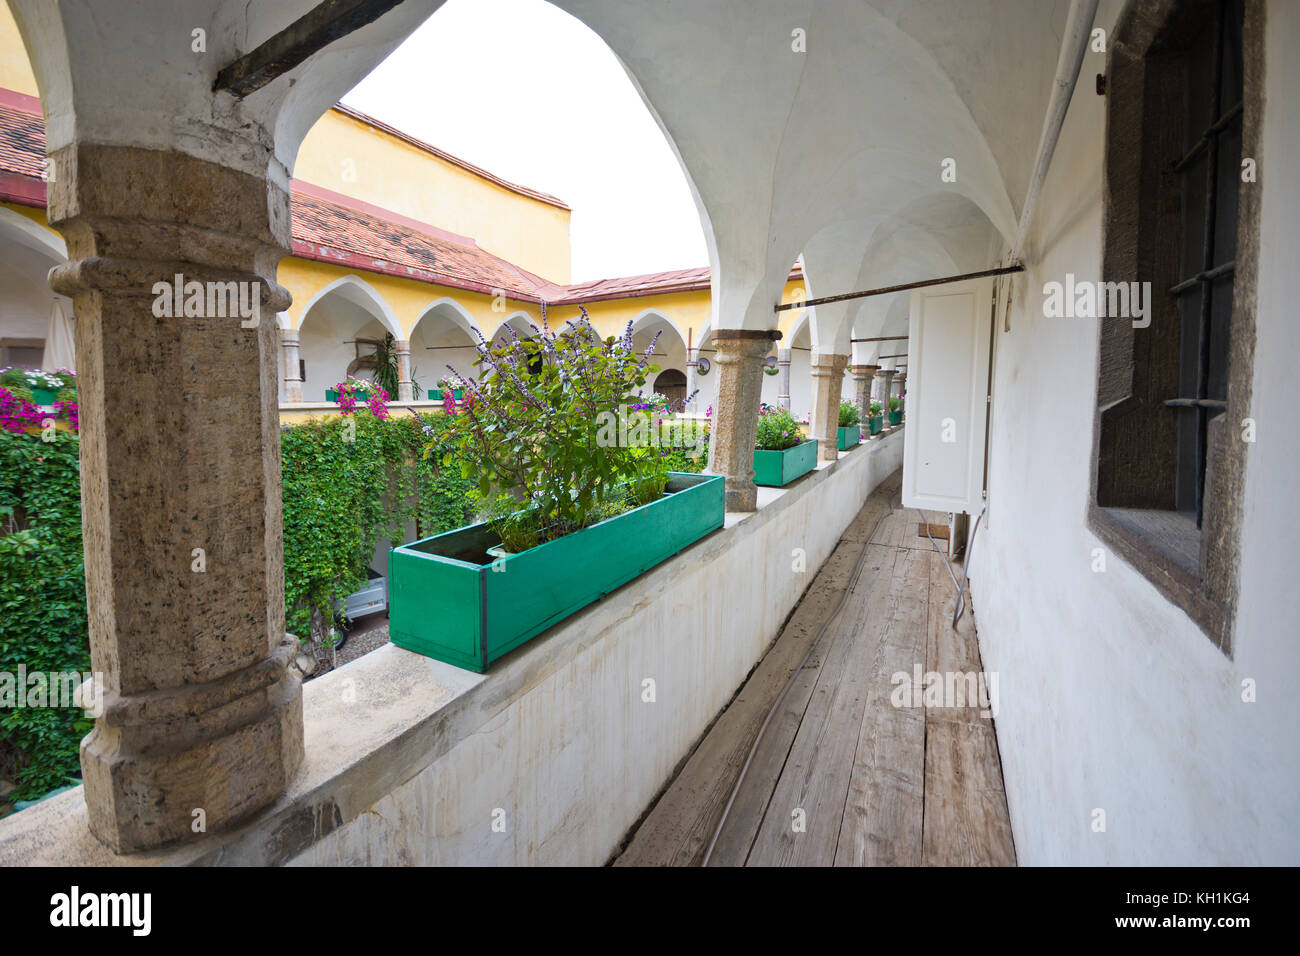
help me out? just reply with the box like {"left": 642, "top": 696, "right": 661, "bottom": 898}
{"left": 0, "top": 412, "right": 476, "bottom": 803}
{"left": 0, "top": 429, "right": 90, "bottom": 800}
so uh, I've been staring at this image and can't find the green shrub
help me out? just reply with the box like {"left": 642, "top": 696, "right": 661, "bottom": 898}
{"left": 0, "top": 411, "right": 477, "bottom": 801}
{"left": 0, "top": 429, "right": 90, "bottom": 801}
{"left": 838, "top": 400, "right": 861, "bottom": 427}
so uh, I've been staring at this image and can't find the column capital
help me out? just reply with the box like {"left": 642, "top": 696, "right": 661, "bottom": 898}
{"left": 809, "top": 352, "right": 849, "bottom": 376}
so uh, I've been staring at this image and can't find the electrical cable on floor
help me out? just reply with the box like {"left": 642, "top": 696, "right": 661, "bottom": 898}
{"left": 917, "top": 506, "right": 986, "bottom": 630}
{"left": 700, "top": 504, "right": 893, "bottom": 867}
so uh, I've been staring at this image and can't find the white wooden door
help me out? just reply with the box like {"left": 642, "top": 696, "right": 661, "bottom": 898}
{"left": 901, "top": 277, "right": 994, "bottom": 514}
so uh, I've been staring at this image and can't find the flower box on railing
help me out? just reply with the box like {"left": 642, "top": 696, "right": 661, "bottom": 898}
{"left": 325, "top": 388, "right": 370, "bottom": 402}
{"left": 837, "top": 425, "right": 861, "bottom": 450}
{"left": 868, "top": 416, "right": 883, "bottom": 435}
{"left": 753, "top": 437, "right": 818, "bottom": 487}
{"left": 888, "top": 410, "right": 902, "bottom": 426}
{"left": 428, "top": 388, "right": 465, "bottom": 401}
{"left": 30, "top": 388, "right": 58, "bottom": 406}
{"left": 388, "top": 472, "right": 725, "bottom": 672}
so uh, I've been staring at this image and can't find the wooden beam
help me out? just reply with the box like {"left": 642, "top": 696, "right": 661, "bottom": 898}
{"left": 850, "top": 335, "right": 909, "bottom": 343}
{"left": 215, "top": 0, "right": 408, "bottom": 98}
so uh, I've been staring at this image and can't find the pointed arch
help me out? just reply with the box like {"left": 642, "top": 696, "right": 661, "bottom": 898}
{"left": 296, "top": 274, "right": 402, "bottom": 339}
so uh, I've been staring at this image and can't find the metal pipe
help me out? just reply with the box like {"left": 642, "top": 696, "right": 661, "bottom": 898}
{"left": 773, "top": 265, "right": 1023, "bottom": 313}
{"left": 1008, "top": 0, "right": 1101, "bottom": 262}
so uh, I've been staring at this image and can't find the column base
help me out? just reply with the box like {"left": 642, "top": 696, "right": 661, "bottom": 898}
{"left": 80, "top": 636, "right": 304, "bottom": 854}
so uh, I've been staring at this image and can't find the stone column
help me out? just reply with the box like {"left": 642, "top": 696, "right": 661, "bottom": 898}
{"left": 849, "top": 363, "right": 878, "bottom": 420}
{"left": 809, "top": 353, "right": 849, "bottom": 463}
{"left": 395, "top": 338, "right": 413, "bottom": 402}
{"left": 777, "top": 347, "right": 792, "bottom": 411}
{"left": 46, "top": 144, "right": 304, "bottom": 854}
{"left": 881, "top": 369, "right": 897, "bottom": 409}
{"left": 280, "top": 328, "right": 303, "bottom": 403}
{"left": 706, "top": 329, "right": 782, "bottom": 511}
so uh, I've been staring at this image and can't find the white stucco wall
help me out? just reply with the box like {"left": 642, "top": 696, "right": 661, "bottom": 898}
{"left": 968, "top": 0, "right": 1300, "bottom": 865}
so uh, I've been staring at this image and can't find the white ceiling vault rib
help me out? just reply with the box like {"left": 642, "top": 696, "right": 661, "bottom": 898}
{"left": 552, "top": 0, "right": 1065, "bottom": 343}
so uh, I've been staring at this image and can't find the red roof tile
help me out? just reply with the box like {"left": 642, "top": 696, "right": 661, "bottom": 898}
{"left": 0, "top": 96, "right": 801, "bottom": 305}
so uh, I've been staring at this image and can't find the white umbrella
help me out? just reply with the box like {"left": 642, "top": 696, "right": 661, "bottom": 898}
{"left": 42, "top": 299, "right": 75, "bottom": 371}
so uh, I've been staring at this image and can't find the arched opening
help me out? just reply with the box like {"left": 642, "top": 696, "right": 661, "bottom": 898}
{"left": 411, "top": 298, "right": 482, "bottom": 397}
{"left": 0, "top": 208, "right": 71, "bottom": 369}
{"left": 296, "top": 276, "right": 402, "bottom": 401}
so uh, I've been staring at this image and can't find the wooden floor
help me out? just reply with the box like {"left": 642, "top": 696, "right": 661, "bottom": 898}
{"left": 614, "top": 470, "right": 1016, "bottom": 867}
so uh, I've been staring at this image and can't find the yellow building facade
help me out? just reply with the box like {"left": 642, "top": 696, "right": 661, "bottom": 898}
{"left": 0, "top": 6, "right": 816, "bottom": 420}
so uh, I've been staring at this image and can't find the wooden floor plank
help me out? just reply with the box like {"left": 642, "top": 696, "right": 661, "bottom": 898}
{"left": 742, "top": 561, "right": 887, "bottom": 866}
{"left": 614, "top": 468, "right": 1016, "bottom": 868}
{"left": 921, "top": 551, "right": 1016, "bottom": 866}
{"left": 615, "top": 486, "right": 898, "bottom": 866}
{"left": 707, "top": 545, "right": 897, "bottom": 867}
{"left": 922, "top": 720, "right": 1017, "bottom": 866}
{"left": 833, "top": 547, "right": 931, "bottom": 866}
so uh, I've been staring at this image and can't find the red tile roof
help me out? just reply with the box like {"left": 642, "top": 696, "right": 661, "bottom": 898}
{"left": 0, "top": 95, "right": 801, "bottom": 305}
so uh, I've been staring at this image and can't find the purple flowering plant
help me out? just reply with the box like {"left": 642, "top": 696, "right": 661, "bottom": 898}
{"left": 436, "top": 307, "right": 668, "bottom": 549}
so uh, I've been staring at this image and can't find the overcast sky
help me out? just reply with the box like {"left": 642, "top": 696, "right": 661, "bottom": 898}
{"left": 341, "top": 0, "right": 709, "bottom": 283}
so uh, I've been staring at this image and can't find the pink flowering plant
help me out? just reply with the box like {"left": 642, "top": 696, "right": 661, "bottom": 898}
{"left": 0, "top": 386, "right": 42, "bottom": 434}
{"left": 437, "top": 307, "right": 666, "bottom": 550}
{"left": 332, "top": 378, "right": 387, "bottom": 417}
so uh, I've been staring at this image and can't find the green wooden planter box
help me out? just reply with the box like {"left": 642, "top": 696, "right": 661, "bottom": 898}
{"left": 837, "top": 425, "right": 861, "bottom": 450}
{"left": 753, "top": 438, "right": 818, "bottom": 487}
{"left": 428, "top": 388, "right": 465, "bottom": 401}
{"left": 325, "top": 389, "right": 370, "bottom": 402}
{"left": 868, "top": 416, "right": 883, "bottom": 435}
{"left": 888, "top": 410, "right": 903, "bottom": 426}
{"left": 30, "top": 388, "right": 58, "bottom": 406}
{"left": 388, "top": 472, "right": 725, "bottom": 672}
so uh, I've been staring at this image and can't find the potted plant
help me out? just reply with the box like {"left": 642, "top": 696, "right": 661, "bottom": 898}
{"left": 388, "top": 310, "right": 723, "bottom": 672}
{"left": 0, "top": 367, "right": 63, "bottom": 406}
{"left": 868, "top": 401, "right": 883, "bottom": 435}
{"left": 326, "top": 377, "right": 371, "bottom": 403}
{"left": 428, "top": 378, "right": 465, "bottom": 401}
{"left": 837, "top": 400, "right": 861, "bottom": 450}
{"left": 752, "top": 405, "right": 818, "bottom": 486}
{"left": 888, "top": 395, "right": 903, "bottom": 426}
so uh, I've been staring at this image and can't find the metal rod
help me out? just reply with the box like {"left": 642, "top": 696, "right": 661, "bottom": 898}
{"left": 1169, "top": 259, "right": 1235, "bottom": 296}
{"left": 774, "top": 264, "right": 1025, "bottom": 312}
{"left": 850, "top": 335, "right": 909, "bottom": 343}
{"left": 1193, "top": 0, "right": 1227, "bottom": 529}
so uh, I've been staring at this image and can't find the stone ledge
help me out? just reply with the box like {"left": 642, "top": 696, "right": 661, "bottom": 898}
{"left": 0, "top": 429, "right": 904, "bottom": 866}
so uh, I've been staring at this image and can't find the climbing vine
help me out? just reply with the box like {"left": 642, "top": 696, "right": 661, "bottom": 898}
{"left": 0, "top": 411, "right": 476, "bottom": 805}
{"left": 0, "top": 429, "right": 90, "bottom": 801}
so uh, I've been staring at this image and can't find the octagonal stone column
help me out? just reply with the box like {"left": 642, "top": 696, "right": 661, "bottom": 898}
{"left": 395, "top": 338, "right": 414, "bottom": 402}
{"left": 706, "top": 329, "right": 782, "bottom": 511}
{"left": 877, "top": 368, "right": 896, "bottom": 406}
{"left": 280, "top": 328, "right": 303, "bottom": 403}
{"left": 849, "top": 363, "right": 878, "bottom": 420}
{"left": 46, "top": 144, "right": 304, "bottom": 854}
{"left": 809, "top": 352, "right": 849, "bottom": 463}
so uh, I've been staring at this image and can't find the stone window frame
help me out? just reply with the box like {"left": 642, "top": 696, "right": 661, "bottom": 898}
{"left": 1087, "top": 0, "right": 1262, "bottom": 655}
